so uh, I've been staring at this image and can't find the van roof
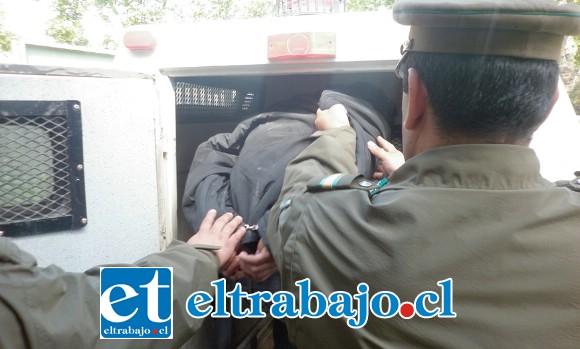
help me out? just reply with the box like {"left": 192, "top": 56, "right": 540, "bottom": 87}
{"left": 116, "top": 11, "right": 409, "bottom": 77}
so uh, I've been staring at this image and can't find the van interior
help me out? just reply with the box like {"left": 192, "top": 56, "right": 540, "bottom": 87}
{"left": 172, "top": 70, "right": 402, "bottom": 348}
{"left": 173, "top": 71, "right": 403, "bottom": 242}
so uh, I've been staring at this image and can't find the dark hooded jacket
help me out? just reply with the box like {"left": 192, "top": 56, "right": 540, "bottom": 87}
{"left": 182, "top": 90, "right": 391, "bottom": 252}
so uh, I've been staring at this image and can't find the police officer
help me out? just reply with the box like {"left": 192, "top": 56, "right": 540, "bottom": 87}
{"left": 0, "top": 210, "right": 246, "bottom": 348}
{"left": 267, "top": 0, "right": 580, "bottom": 348}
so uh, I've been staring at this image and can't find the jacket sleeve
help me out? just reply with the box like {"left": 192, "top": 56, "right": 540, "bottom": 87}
{"left": 267, "top": 126, "right": 358, "bottom": 276}
{"left": 0, "top": 238, "right": 218, "bottom": 349}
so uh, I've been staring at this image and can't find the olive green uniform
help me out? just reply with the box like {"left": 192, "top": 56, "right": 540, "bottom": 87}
{"left": 0, "top": 239, "right": 218, "bottom": 349}
{"left": 268, "top": 126, "right": 580, "bottom": 348}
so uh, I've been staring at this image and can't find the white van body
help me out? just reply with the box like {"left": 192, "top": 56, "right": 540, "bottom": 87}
{"left": 0, "top": 67, "right": 163, "bottom": 270}
{"left": 2, "top": 9, "right": 579, "bottom": 276}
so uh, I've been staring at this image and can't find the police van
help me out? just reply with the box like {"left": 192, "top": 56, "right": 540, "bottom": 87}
{"left": 1, "top": 6, "right": 579, "bottom": 348}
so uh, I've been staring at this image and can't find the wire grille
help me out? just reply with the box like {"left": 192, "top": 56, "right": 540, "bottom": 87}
{"left": 278, "top": 0, "right": 346, "bottom": 16}
{"left": 175, "top": 82, "right": 258, "bottom": 117}
{"left": 0, "top": 115, "right": 72, "bottom": 225}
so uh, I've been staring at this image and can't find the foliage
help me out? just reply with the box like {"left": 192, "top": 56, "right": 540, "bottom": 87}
{"left": 46, "top": 0, "right": 89, "bottom": 46}
{"left": 101, "top": 34, "right": 117, "bottom": 50}
{"left": 564, "top": 0, "right": 580, "bottom": 114}
{"left": 45, "top": 0, "right": 279, "bottom": 48}
{"left": 575, "top": 37, "right": 580, "bottom": 66}
{"left": 346, "top": 0, "right": 395, "bottom": 11}
{"left": 241, "top": 0, "right": 276, "bottom": 19}
{"left": 0, "top": 8, "right": 13, "bottom": 52}
{"left": 0, "top": 33, "right": 10, "bottom": 52}
{"left": 187, "top": 0, "right": 236, "bottom": 21}
{"left": 571, "top": 83, "right": 580, "bottom": 115}
{"left": 47, "top": 0, "right": 175, "bottom": 47}
{"left": 174, "top": 0, "right": 275, "bottom": 22}
{"left": 564, "top": 0, "right": 580, "bottom": 65}
{"left": 93, "top": 0, "right": 169, "bottom": 26}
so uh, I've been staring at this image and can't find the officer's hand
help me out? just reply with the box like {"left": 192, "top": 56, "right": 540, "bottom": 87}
{"left": 221, "top": 254, "right": 245, "bottom": 280}
{"left": 237, "top": 240, "right": 278, "bottom": 282}
{"left": 315, "top": 104, "right": 349, "bottom": 131}
{"left": 368, "top": 136, "right": 405, "bottom": 178}
{"left": 187, "top": 210, "right": 246, "bottom": 269}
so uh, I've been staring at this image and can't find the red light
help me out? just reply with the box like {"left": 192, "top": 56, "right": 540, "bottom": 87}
{"left": 123, "top": 28, "right": 157, "bottom": 51}
{"left": 287, "top": 33, "right": 310, "bottom": 55}
{"left": 268, "top": 32, "right": 336, "bottom": 60}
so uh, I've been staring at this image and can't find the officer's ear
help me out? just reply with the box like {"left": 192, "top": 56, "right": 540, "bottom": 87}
{"left": 403, "top": 68, "right": 428, "bottom": 131}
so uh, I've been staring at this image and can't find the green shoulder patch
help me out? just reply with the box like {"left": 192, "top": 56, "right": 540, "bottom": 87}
{"left": 555, "top": 171, "right": 580, "bottom": 192}
{"left": 307, "top": 174, "right": 389, "bottom": 195}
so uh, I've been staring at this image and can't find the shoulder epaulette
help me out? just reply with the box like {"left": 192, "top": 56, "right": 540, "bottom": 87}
{"left": 307, "top": 174, "right": 388, "bottom": 196}
{"left": 554, "top": 171, "right": 580, "bottom": 192}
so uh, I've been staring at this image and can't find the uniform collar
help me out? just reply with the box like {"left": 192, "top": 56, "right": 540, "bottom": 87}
{"left": 389, "top": 144, "right": 553, "bottom": 190}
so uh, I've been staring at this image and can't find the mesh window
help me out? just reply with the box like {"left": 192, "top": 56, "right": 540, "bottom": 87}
{"left": 0, "top": 101, "right": 86, "bottom": 237}
{"left": 175, "top": 81, "right": 260, "bottom": 120}
{"left": 278, "top": 0, "right": 345, "bottom": 16}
